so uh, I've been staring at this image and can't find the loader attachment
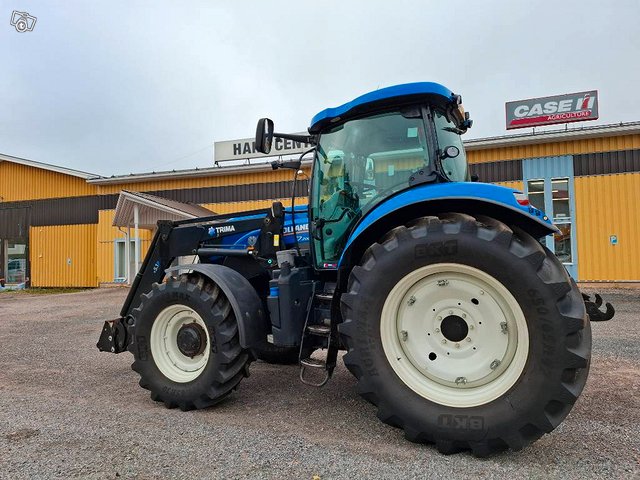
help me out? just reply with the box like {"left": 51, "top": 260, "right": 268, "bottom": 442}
{"left": 582, "top": 292, "right": 615, "bottom": 321}
{"left": 96, "top": 318, "right": 129, "bottom": 353}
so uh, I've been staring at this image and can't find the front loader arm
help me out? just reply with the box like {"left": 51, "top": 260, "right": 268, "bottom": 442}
{"left": 97, "top": 220, "right": 210, "bottom": 353}
{"left": 97, "top": 212, "right": 269, "bottom": 354}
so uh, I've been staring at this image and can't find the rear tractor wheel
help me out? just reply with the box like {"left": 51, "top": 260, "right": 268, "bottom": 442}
{"left": 340, "top": 213, "right": 591, "bottom": 456}
{"left": 129, "top": 273, "right": 251, "bottom": 410}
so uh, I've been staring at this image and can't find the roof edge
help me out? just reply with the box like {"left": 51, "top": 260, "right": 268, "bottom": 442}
{"left": 88, "top": 159, "right": 313, "bottom": 185}
{"left": 0, "top": 153, "right": 96, "bottom": 179}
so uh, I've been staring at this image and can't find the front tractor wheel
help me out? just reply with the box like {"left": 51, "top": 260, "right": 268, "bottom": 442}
{"left": 340, "top": 213, "right": 591, "bottom": 456}
{"left": 129, "top": 274, "right": 251, "bottom": 410}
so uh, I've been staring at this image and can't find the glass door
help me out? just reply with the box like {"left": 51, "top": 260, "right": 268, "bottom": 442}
{"left": 526, "top": 176, "right": 576, "bottom": 278}
{"left": 6, "top": 240, "right": 27, "bottom": 284}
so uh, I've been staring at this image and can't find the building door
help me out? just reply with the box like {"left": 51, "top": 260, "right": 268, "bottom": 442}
{"left": 1, "top": 239, "right": 28, "bottom": 285}
{"left": 523, "top": 156, "right": 578, "bottom": 279}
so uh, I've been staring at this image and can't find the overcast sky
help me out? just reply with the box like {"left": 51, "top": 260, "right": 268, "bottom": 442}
{"left": 2, "top": 1, "right": 639, "bottom": 176}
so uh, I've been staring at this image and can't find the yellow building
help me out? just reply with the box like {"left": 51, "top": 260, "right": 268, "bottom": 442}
{"left": 1, "top": 121, "right": 638, "bottom": 287}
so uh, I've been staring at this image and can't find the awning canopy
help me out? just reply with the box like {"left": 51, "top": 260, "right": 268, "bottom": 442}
{"left": 113, "top": 190, "right": 214, "bottom": 229}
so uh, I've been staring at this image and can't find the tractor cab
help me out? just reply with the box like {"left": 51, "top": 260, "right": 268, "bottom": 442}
{"left": 256, "top": 82, "right": 474, "bottom": 267}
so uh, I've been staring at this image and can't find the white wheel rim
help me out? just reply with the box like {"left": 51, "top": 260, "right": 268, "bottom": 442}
{"left": 150, "top": 304, "right": 210, "bottom": 383}
{"left": 380, "top": 263, "right": 529, "bottom": 408}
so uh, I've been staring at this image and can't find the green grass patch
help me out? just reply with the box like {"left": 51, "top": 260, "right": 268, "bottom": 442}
{"left": 0, "top": 287, "right": 91, "bottom": 295}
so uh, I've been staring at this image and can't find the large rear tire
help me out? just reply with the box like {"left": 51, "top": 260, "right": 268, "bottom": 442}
{"left": 129, "top": 273, "right": 251, "bottom": 410}
{"left": 339, "top": 213, "right": 591, "bottom": 456}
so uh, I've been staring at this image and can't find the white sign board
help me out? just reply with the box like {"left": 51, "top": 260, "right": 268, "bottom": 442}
{"left": 214, "top": 133, "right": 311, "bottom": 162}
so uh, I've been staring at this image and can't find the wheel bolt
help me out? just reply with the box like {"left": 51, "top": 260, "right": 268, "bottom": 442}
{"left": 461, "top": 313, "right": 467, "bottom": 318}
{"left": 480, "top": 290, "right": 485, "bottom": 295}
{"left": 466, "top": 337, "right": 471, "bottom": 342}
{"left": 400, "top": 330, "right": 408, "bottom": 341}
{"left": 448, "top": 310, "right": 453, "bottom": 314}
{"left": 435, "top": 328, "right": 440, "bottom": 333}
{"left": 436, "top": 316, "right": 442, "bottom": 321}
{"left": 441, "top": 339, "right": 447, "bottom": 344}
{"left": 469, "top": 325, "right": 474, "bottom": 330}
{"left": 455, "top": 343, "right": 460, "bottom": 348}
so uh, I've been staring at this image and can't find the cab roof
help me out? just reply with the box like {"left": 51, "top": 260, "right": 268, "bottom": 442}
{"left": 309, "top": 82, "right": 456, "bottom": 134}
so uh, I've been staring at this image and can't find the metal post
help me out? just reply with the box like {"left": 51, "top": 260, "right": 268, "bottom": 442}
{"left": 134, "top": 205, "right": 140, "bottom": 276}
{"left": 125, "top": 227, "right": 131, "bottom": 284}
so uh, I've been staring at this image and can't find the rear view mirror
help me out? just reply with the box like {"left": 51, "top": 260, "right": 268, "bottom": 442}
{"left": 255, "top": 118, "right": 274, "bottom": 154}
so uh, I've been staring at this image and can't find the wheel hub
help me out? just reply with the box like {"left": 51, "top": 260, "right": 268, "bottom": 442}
{"left": 440, "top": 315, "right": 468, "bottom": 342}
{"left": 149, "top": 305, "right": 212, "bottom": 383}
{"left": 176, "top": 323, "right": 207, "bottom": 358}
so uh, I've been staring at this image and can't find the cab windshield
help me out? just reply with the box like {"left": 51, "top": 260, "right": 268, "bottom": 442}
{"left": 311, "top": 110, "right": 431, "bottom": 266}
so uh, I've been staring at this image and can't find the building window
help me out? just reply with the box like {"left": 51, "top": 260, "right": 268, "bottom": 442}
{"left": 552, "top": 178, "right": 571, "bottom": 220}
{"left": 527, "top": 179, "right": 545, "bottom": 212}
{"left": 114, "top": 239, "right": 136, "bottom": 282}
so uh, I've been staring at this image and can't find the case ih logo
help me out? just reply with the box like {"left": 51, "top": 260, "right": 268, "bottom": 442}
{"left": 506, "top": 91, "right": 598, "bottom": 130}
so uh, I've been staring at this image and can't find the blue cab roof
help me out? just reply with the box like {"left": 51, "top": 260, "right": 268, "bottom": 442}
{"left": 309, "top": 82, "right": 456, "bottom": 133}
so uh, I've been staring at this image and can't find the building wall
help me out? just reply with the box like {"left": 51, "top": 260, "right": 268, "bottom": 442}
{"left": 574, "top": 172, "right": 640, "bottom": 281}
{"left": 0, "top": 162, "right": 96, "bottom": 201}
{"left": 30, "top": 224, "right": 97, "bottom": 287}
{"left": 3, "top": 129, "right": 640, "bottom": 287}
{"left": 466, "top": 133, "right": 640, "bottom": 163}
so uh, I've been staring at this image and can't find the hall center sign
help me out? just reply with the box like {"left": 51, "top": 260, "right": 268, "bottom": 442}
{"left": 506, "top": 90, "right": 598, "bottom": 130}
{"left": 214, "top": 133, "right": 311, "bottom": 162}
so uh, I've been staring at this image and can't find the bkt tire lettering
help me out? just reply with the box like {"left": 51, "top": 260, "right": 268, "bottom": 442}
{"left": 437, "top": 414, "right": 485, "bottom": 431}
{"left": 415, "top": 240, "right": 457, "bottom": 259}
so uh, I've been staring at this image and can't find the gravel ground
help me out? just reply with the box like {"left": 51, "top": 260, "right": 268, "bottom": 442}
{"left": 0, "top": 287, "right": 638, "bottom": 479}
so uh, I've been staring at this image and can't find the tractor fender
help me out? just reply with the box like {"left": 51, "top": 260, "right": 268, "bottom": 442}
{"left": 338, "top": 182, "right": 557, "bottom": 268}
{"left": 165, "top": 263, "right": 268, "bottom": 350}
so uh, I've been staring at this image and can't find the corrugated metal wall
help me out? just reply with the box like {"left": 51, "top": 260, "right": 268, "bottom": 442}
{"left": 494, "top": 180, "right": 524, "bottom": 191}
{"left": 470, "top": 160, "right": 522, "bottom": 182}
{"left": 30, "top": 224, "right": 98, "bottom": 287}
{"left": 522, "top": 155, "right": 574, "bottom": 180}
{"left": 0, "top": 162, "right": 96, "bottom": 201}
{"left": 574, "top": 149, "right": 640, "bottom": 176}
{"left": 574, "top": 173, "right": 640, "bottom": 281}
{"left": 467, "top": 133, "right": 640, "bottom": 163}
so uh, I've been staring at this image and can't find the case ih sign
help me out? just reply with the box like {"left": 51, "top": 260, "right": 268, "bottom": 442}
{"left": 506, "top": 91, "right": 598, "bottom": 130}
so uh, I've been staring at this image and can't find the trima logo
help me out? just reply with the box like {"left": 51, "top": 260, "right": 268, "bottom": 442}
{"left": 208, "top": 224, "right": 236, "bottom": 237}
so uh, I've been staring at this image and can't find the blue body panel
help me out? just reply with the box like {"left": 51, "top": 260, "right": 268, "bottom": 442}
{"left": 204, "top": 206, "right": 310, "bottom": 262}
{"left": 310, "top": 82, "right": 455, "bottom": 132}
{"left": 337, "top": 182, "right": 555, "bottom": 267}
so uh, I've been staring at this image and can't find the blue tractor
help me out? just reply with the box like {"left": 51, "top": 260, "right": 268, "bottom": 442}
{"left": 98, "top": 82, "right": 603, "bottom": 456}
